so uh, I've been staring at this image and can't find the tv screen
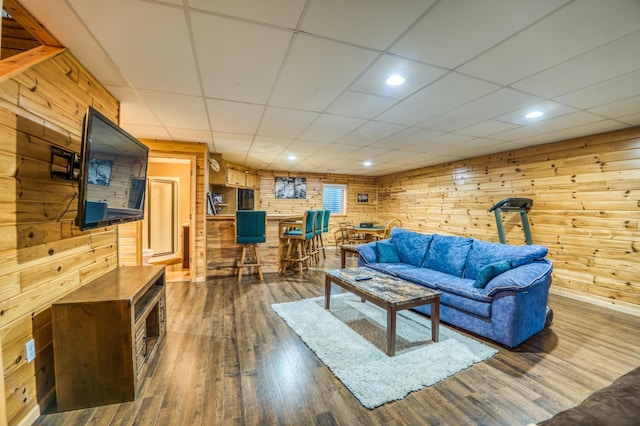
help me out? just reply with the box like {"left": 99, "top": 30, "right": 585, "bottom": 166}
{"left": 76, "top": 106, "right": 149, "bottom": 230}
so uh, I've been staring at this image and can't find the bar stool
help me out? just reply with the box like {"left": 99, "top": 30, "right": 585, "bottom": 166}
{"left": 280, "top": 210, "right": 316, "bottom": 275}
{"left": 318, "top": 209, "right": 331, "bottom": 259}
{"left": 235, "top": 210, "right": 266, "bottom": 282}
{"left": 311, "top": 210, "right": 324, "bottom": 264}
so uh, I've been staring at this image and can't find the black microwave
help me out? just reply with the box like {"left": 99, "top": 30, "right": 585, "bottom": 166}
{"left": 237, "top": 188, "right": 255, "bottom": 210}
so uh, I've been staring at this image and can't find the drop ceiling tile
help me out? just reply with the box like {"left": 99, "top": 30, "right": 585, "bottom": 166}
{"left": 514, "top": 30, "right": 640, "bottom": 99}
{"left": 257, "top": 107, "right": 319, "bottom": 138}
{"left": 336, "top": 121, "right": 407, "bottom": 146}
{"left": 459, "top": 0, "right": 640, "bottom": 84}
{"left": 349, "top": 146, "right": 392, "bottom": 161}
{"left": 166, "top": 128, "right": 213, "bottom": 143}
{"left": 269, "top": 34, "right": 378, "bottom": 111}
{"left": 496, "top": 101, "right": 577, "bottom": 126}
{"left": 191, "top": 13, "right": 292, "bottom": 103}
{"left": 370, "top": 127, "right": 442, "bottom": 149}
{"left": 253, "top": 136, "right": 295, "bottom": 153}
{"left": 138, "top": 90, "right": 209, "bottom": 130}
{"left": 618, "top": 113, "right": 640, "bottom": 126}
{"left": 456, "top": 120, "right": 519, "bottom": 138}
{"left": 106, "top": 86, "right": 162, "bottom": 126}
{"left": 69, "top": 0, "right": 201, "bottom": 94}
{"left": 212, "top": 133, "right": 253, "bottom": 152}
{"left": 310, "top": 143, "right": 361, "bottom": 159}
{"left": 188, "top": 0, "right": 306, "bottom": 27}
{"left": 418, "top": 88, "right": 543, "bottom": 131}
{"left": 299, "top": 114, "right": 367, "bottom": 142}
{"left": 301, "top": 0, "right": 434, "bottom": 49}
{"left": 286, "top": 140, "right": 331, "bottom": 155}
{"left": 435, "top": 138, "right": 507, "bottom": 158}
{"left": 490, "top": 111, "right": 606, "bottom": 142}
{"left": 121, "top": 124, "right": 172, "bottom": 141}
{"left": 401, "top": 133, "right": 475, "bottom": 154}
{"left": 377, "top": 72, "right": 500, "bottom": 126}
{"left": 349, "top": 54, "right": 448, "bottom": 99}
{"left": 391, "top": 0, "right": 567, "bottom": 69}
{"left": 588, "top": 96, "right": 640, "bottom": 119}
{"left": 503, "top": 120, "right": 627, "bottom": 147}
{"left": 326, "top": 91, "right": 398, "bottom": 119}
{"left": 206, "top": 99, "right": 264, "bottom": 134}
{"left": 554, "top": 70, "right": 640, "bottom": 109}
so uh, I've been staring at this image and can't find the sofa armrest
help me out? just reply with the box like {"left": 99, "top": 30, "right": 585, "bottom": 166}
{"left": 485, "top": 259, "right": 553, "bottom": 297}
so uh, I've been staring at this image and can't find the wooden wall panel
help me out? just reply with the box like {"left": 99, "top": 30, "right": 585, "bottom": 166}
{"left": 376, "top": 127, "right": 640, "bottom": 311}
{"left": 0, "top": 49, "right": 120, "bottom": 425}
{"left": 258, "top": 171, "right": 377, "bottom": 244}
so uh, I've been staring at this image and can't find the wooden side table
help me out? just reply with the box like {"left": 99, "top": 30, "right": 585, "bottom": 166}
{"left": 340, "top": 244, "right": 359, "bottom": 268}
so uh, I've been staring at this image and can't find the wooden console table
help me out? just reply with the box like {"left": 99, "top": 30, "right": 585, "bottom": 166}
{"left": 52, "top": 265, "right": 167, "bottom": 411}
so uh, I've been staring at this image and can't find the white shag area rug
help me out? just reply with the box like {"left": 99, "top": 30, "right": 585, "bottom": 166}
{"left": 272, "top": 293, "right": 498, "bottom": 409}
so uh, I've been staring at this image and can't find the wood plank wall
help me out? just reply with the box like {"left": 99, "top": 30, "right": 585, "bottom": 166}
{"left": 0, "top": 50, "right": 120, "bottom": 425}
{"left": 377, "top": 127, "right": 640, "bottom": 311}
{"left": 258, "top": 170, "right": 378, "bottom": 242}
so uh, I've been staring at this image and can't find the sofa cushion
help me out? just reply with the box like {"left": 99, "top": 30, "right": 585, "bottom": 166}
{"left": 390, "top": 228, "right": 433, "bottom": 267}
{"left": 363, "top": 262, "right": 417, "bottom": 277}
{"left": 424, "top": 234, "right": 473, "bottom": 277}
{"left": 394, "top": 267, "right": 494, "bottom": 303}
{"left": 465, "top": 239, "right": 548, "bottom": 279}
{"left": 473, "top": 260, "right": 512, "bottom": 289}
{"left": 375, "top": 241, "right": 400, "bottom": 263}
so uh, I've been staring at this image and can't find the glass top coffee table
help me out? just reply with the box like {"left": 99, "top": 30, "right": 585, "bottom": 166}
{"left": 325, "top": 267, "right": 440, "bottom": 356}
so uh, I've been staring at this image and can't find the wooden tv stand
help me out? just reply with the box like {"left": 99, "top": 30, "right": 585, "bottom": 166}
{"left": 52, "top": 265, "right": 167, "bottom": 411}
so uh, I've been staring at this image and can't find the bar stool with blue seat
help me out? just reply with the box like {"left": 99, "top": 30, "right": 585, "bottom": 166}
{"left": 310, "top": 210, "right": 324, "bottom": 264}
{"left": 316, "top": 209, "right": 331, "bottom": 259}
{"left": 235, "top": 210, "right": 267, "bottom": 282}
{"left": 280, "top": 210, "right": 316, "bottom": 275}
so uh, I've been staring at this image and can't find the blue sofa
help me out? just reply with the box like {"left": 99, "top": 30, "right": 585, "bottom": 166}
{"left": 356, "top": 228, "right": 553, "bottom": 348}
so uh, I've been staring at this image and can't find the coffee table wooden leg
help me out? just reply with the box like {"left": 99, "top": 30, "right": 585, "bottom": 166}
{"left": 340, "top": 248, "right": 347, "bottom": 268}
{"left": 431, "top": 299, "right": 440, "bottom": 342}
{"left": 387, "top": 308, "right": 396, "bottom": 356}
{"left": 325, "top": 275, "right": 331, "bottom": 309}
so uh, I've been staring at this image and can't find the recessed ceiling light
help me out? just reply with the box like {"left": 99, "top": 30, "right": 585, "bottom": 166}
{"left": 287, "top": 154, "right": 296, "bottom": 160}
{"left": 385, "top": 74, "right": 406, "bottom": 87}
{"left": 525, "top": 111, "right": 544, "bottom": 119}
{"left": 363, "top": 161, "right": 372, "bottom": 167}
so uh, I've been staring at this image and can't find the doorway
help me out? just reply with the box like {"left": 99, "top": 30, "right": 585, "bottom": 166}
{"left": 145, "top": 157, "right": 195, "bottom": 282}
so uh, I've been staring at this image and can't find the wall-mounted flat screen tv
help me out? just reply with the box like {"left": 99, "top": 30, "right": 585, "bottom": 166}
{"left": 76, "top": 106, "right": 149, "bottom": 230}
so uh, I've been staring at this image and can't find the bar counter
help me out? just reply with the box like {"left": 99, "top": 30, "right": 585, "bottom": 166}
{"left": 206, "top": 214, "right": 301, "bottom": 277}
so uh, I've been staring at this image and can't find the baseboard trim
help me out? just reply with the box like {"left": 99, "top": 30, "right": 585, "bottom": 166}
{"left": 550, "top": 287, "right": 640, "bottom": 317}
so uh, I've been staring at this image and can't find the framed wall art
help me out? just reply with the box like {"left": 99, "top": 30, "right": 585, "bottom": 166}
{"left": 275, "top": 177, "right": 306, "bottom": 199}
{"left": 356, "top": 192, "right": 369, "bottom": 203}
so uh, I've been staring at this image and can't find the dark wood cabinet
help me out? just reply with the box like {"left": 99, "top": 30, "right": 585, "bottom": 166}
{"left": 52, "top": 265, "right": 167, "bottom": 411}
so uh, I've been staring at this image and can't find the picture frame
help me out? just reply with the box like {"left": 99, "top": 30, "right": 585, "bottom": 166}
{"left": 357, "top": 192, "right": 369, "bottom": 203}
{"left": 275, "top": 177, "right": 306, "bottom": 199}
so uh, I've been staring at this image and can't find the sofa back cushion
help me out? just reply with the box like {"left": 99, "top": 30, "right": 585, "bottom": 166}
{"left": 390, "top": 228, "right": 433, "bottom": 267}
{"left": 424, "top": 234, "right": 473, "bottom": 277}
{"left": 465, "top": 239, "right": 549, "bottom": 279}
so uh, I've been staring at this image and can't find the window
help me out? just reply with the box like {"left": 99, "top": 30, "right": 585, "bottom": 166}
{"left": 323, "top": 184, "right": 347, "bottom": 215}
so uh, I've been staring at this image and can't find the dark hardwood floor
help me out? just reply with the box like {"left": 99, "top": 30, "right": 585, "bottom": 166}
{"left": 35, "top": 250, "right": 640, "bottom": 425}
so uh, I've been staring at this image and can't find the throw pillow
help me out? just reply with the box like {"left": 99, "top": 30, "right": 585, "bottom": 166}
{"left": 375, "top": 241, "right": 400, "bottom": 263}
{"left": 473, "top": 260, "right": 512, "bottom": 289}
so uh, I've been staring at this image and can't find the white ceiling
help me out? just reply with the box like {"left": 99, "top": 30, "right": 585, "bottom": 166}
{"left": 20, "top": 0, "right": 640, "bottom": 176}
